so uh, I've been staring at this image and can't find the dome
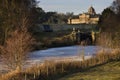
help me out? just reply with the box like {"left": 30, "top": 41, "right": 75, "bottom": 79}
{"left": 88, "top": 6, "right": 96, "bottom": 15}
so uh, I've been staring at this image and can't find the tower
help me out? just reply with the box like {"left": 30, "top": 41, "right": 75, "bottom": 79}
{"left": 88, "top": 6, "right": 96, "bottom": 15}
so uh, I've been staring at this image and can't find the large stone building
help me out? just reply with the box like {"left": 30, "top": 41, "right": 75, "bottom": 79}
{"left": 68, "top": 6, "right": 100, "bottom": 24}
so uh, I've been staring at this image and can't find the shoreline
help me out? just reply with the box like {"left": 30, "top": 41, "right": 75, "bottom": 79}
{"left": 0, "top": 55, "right": 92, "bottom": 74}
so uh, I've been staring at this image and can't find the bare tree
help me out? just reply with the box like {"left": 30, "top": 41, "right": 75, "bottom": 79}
{"left": 0, "top": 17, "right": 34, "bottom": 71}
{"left": 111, "top": 0, "right": 120, "bottom": 14}
{"left": 0, "top": 0, "right": 37, "bottom": 71}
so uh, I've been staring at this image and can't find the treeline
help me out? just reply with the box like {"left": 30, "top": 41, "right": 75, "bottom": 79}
{"left": 97, "top": 0, "right": 120, "bottom": 49}
{"left": 32, "top": 7, "right": 73, "bottom": 24}
{"left": 99, "top": 0, "right": 120, "bottom": 33}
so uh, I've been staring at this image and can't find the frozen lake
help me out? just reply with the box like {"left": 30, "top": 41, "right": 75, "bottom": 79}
{"left": 30, "top": 45, "right": 100, "bottom": 58}
{"left": 27, "top": 45, "right": 101, "bottom": 64}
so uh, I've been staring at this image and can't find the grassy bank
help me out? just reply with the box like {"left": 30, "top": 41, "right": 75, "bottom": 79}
{"left": 58, "top": 61, "right": 120, "bottom": 80}
{"left": 32, "top": 30, "right": 75, "bottom": 50}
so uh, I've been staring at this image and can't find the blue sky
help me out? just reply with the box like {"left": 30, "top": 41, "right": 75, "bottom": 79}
{"left": 38, "top": 0, "right": 113, "bottom": 14}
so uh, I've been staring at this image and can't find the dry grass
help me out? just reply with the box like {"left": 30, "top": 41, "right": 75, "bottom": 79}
{"left": 0, "top": 49, "right": 120, "bottom": 80}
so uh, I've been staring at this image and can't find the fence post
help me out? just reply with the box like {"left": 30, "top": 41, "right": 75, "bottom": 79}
{"left": 62, "top": 63, "right": 64, "bottom": 73}
{"left": 25, "top": 73, "right": 27, "bottom": 80}
{"left": 38, "top": 69, "right": 40, "bottom": 76}
{"left": 46, "top": 65, "right": 49, "bottom": 77}
{"left": 34, "top": 72, "right": 36, "bottom": 79}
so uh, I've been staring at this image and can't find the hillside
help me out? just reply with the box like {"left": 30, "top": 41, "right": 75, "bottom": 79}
{"left": 58, "top": 61, "right": 120, "bottom": 80}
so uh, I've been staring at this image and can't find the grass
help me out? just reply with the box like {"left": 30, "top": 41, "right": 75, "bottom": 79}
{"left": 58, "top": 61, "right": 120, "bottom": 80}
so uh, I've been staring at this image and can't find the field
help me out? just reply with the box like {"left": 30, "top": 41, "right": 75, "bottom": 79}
{"left": 58, "top": 61, "right": 120, "bottom": 80}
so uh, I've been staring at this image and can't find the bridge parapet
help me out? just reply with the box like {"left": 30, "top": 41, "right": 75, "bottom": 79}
{"left": 70, "top": 28, "right": 96, "bottom": 45}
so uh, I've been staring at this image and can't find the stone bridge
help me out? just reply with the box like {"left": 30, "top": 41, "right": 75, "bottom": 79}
{"left": 70, "top": 28, "right": 97, "bottom": 45}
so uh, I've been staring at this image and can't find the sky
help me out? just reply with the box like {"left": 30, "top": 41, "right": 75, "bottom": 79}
{"left": 38, "top": 0, "right": 114, "bottom": 14}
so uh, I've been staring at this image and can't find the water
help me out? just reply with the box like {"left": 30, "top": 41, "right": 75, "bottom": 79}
{"left": 28, "top": 45, "right": 101, "bottom": 64}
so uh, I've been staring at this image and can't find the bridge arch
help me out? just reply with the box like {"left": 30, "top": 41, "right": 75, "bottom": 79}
{"left": 71, "top": 28, "right": 96, "bottom": 45}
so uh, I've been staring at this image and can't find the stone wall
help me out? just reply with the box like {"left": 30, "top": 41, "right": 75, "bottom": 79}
{"left": 35, "top": 24, "right": 97, "bottom": 32}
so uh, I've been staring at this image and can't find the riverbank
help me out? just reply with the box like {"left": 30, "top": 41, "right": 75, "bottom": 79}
{"left": 0, "top": 45, "right": 97, "bottom": 73}
{"left": 0, "top": 45, "right": 112, "bottom": 74}
{"left": 32, "top": 30, "right": 71, "bottom": 50}
{"left": 1, "top": 48, "right": 120, "bottom": 80}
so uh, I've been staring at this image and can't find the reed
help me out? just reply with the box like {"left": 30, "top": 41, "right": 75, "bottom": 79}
{"left": 1, "top": 50, "right": 119, "bottom": 80}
